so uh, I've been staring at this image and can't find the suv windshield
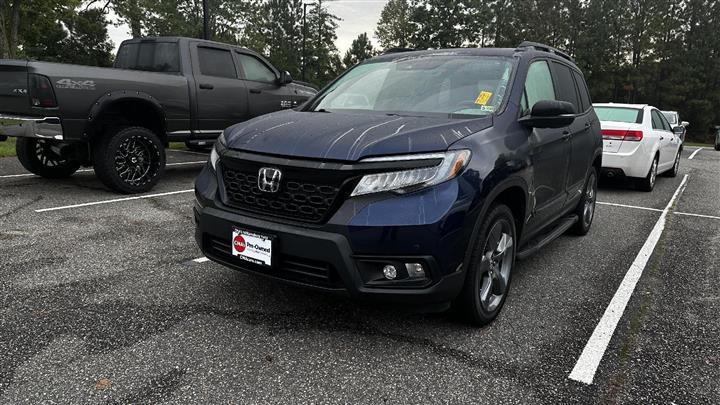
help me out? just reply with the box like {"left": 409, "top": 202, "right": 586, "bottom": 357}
{"left": 311, "top": 55, "right": 513, "bottom": 118}
{"left": 115, "top": 41, "right": 180, "bottom": 73}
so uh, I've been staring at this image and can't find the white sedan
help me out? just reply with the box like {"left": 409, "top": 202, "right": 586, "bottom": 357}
{"left": 593, "top": 103, "right": 682, "bottom": 191}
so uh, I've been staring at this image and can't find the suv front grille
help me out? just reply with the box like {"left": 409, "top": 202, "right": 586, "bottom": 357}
{"left": 220, "top": 157, "right": 359, "bottom": 224}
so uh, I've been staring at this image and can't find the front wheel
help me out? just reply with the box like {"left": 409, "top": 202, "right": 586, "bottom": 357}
{"left": 637, "top": 157, "right": 658, "bottom": 192}
{"left": 456, "top": 204, "right": 516, "bottom": 326}
{"left": 570, "top": 167, "right": 597, "bottom": 235}
{"left": 93, "top": 127, "right": 165, "bottom": 194}
{"left": 16, "top": 138, "right": 81, "bottom": 178}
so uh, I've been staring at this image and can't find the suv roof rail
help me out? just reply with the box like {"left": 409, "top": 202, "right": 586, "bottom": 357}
{"left": 517, "top": 41, "right": 574, "bottom": 63}
{"left": 382, "top": 47, "right": 416, "bottom": 55}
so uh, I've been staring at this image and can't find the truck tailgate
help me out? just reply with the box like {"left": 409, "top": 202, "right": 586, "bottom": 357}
{"left": 0, "top": 60, "right": 30, "bottom": 115}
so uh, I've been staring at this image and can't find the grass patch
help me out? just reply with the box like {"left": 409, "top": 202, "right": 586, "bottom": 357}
{"left": 684, "top": 141, "right": 713, "bottom": 148}
{"left": 169, "top": 142, "right": 187, "bottom": 150}
{"left": 0, "top": 137, "right": 16, "bottom": 158}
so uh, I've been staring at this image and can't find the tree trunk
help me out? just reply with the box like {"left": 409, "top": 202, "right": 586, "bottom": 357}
{"left": 0, "top": 0, "right": 7, "bottom": 58}
{"left": 9, "top": 0, "right": 19, "bottom": 58}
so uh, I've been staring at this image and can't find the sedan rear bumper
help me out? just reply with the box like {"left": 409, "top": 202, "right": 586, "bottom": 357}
{"left": 0, "top": 114, "right": 63, "bottom": 140}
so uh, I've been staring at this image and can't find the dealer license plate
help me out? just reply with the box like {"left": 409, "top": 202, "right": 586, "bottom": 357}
{"left": 231, "top": 227, "right": 273, "bottom": 267}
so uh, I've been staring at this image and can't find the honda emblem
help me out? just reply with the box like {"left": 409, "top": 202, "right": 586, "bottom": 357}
{"left": 258, "top": 167, "right": 282, "bottom": 193}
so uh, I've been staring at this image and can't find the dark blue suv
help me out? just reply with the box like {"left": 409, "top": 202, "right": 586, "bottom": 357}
{"left": 194, "top": 42, "right": 602, "bottom": 325}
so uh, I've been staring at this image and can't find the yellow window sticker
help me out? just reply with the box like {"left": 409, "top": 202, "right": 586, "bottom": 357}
{"left": 474, "top": 91, "right": 493, "bottom": 105}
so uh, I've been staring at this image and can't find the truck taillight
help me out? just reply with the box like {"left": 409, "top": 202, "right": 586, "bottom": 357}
{"left": 601, "top": 129, "right": 643, "bottom": 142}
{"left": 29, "top": 74, "right": 57, "bottom": 108}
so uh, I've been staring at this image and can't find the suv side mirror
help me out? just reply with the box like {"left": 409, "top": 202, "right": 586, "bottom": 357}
{"left": 278, "top": 70, "right": 293, "bottom": 85}
{"left": 681, "top": 121, "right": 689, "bottom": 127}
{"left": 673, "top": 126, "right": 685, "bottom": 135}
{"left": 519, "top": 100, "right": 575, "bottom": 129}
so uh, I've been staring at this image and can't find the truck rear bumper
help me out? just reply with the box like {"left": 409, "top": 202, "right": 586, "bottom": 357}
{"left": 0, "top": 114, "right": 63, "bottom": 140}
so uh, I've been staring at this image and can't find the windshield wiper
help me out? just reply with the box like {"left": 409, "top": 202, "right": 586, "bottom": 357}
{"left": 385, "top": 112, "right": 425, "bottom": 118}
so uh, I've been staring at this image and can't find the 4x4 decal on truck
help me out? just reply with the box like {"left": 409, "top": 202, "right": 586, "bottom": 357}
{"left": 56, "top": 79, "right": 96, "bottom": 90}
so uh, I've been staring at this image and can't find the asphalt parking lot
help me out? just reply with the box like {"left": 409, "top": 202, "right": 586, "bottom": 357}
{"left": 1, "top": 147, "right": 718, "bottom": 404}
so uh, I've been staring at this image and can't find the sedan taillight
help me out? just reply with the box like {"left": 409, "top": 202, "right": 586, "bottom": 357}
{"left": 29, "top": 74, "right": 58, "bottom": 108}
{"left": 601, "top": 129, "right": 643, "bottom": 142}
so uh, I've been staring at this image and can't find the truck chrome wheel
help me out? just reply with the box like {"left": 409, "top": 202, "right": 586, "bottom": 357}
{"left": 16, "top": 137, "right": 81, "bottom": 178}
{"left": 479, "top": 222, "right": 514, "bottom": 312}
{"left": 114, "top": 135, "right": 157, "bottom": 186}
{"left": 34, "top": 139, "right": 69, "bottom": 167}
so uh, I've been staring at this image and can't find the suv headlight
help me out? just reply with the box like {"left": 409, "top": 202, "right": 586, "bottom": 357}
{"left": 210, "top": 132, "right": 226, "bottom": 170}
{"left": 351, "top": 150, "right": 471, "bottom": 197}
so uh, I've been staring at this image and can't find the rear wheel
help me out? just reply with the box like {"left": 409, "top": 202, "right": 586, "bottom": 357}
{"left": 637, "top": 157, "right": 658, "bottom": 192}
{"left": 570, "top": 167, "right": 597, "bottom": 235}
{"left": 663, "top": 151, "right": 680, "bottom": 178}
{"left": 16, "top": 138, "right": 81, "bottom": 178}
{"left": 456, "top": 204, "right": 516, "bottom": 326}
{"left": 93, "top": 126, "right": 165, "bottom": 194}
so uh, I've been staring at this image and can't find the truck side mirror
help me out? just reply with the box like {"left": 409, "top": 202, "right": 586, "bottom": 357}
{"left": 278, "top": 70, "right": 293, "bottom": 85}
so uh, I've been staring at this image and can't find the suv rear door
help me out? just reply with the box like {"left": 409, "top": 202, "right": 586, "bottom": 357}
{"left": 190, "top": 42, "right": 249, "bottom": 137}
{"left": 235, "top": 51, "right": 295, "bottom": 118}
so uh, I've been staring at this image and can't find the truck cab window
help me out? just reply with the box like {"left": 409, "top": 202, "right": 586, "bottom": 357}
{"left": 237, "top": 53, "right": 277, "bottom": 83}
{"left": 198, "top": 47, "right": 237, "bottom": 79}
{"left": 115, "top": 42, "right": 180, "bottom": 73}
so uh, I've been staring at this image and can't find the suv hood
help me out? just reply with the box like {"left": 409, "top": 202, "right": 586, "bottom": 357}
{"left": 224, "top": 110, "right": 492, "bottom": 161}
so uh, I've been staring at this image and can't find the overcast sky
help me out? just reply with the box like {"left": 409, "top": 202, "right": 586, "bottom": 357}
{"left": 107, "top": 0, "right": 389, "bottom": 54}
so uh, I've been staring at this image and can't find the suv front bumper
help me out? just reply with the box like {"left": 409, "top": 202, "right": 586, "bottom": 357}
{"left": 0, "top": 114, "right": 63, "bottom": 140}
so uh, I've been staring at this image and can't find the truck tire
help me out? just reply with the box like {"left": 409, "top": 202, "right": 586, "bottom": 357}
{"left": 570, "top": 167, "right": 597, "bottom": 235}
{"left": 16, "top": 138, "right": 81, "bottom": 178}
{"left": 456, "top": 204, "right": 516, "bottom": 326}
{"left": 93, "top": 126, "right": 165, "bottom": 194}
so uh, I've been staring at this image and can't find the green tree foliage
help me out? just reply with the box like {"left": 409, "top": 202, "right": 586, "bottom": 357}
{"left": 342, "top": 32, "right": 375, "bottom": 69}
{"left": 374, "top": 0, "right": 720, "bottom": 140}
{"left": 374, "top": 0, "right": 413, "bottom": 49}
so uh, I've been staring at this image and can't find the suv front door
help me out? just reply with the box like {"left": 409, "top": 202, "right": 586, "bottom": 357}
{"left": 190, "top": 43, "right": 249, "bottom": 138}
{"left": 522, "top": 60, "right": 571, "bottom": 227}
{"left": 235, "top": 51, "right": 295, "bottom": 118}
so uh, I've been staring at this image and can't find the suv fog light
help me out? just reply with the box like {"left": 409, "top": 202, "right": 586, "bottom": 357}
{"left": 405, "top": 263, "right": 425, "bottom": 279}
{"left": 382, "top": 265, "right": 397, "bottom": 280}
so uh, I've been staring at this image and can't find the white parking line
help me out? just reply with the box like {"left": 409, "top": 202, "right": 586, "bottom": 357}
{"left": 597, "top": 202, "right": 663, "bottom": 213}
{"left": 675, "top": 211, "right": 720, "bottom": 220}
{"left": 0, "top": 161, "right": 206, "bottom": 179}
{"left": 35, "top": 189, "right": 194, "bottom": 212}
{"left": 193, "top": 257, "right": 210, "bottom": 263}
{"left": 569, "top": 174, "right": 689, "bottom": 385}
{"left": 688, "top": 147, "right": 702, "bottom": 160}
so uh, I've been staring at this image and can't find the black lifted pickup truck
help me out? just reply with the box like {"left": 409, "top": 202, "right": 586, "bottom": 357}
{"left": 0, "top": 37, "right": 317, "bottom": 193}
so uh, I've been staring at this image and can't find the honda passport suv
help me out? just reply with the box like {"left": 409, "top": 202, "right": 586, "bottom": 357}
{"left": 194, "top": 42, "right": 602, "bottom": 325}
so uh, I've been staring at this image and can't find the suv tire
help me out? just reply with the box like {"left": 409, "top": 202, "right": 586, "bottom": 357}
{"left": 571, "top": 167, "right": 597, "bottom": 235}
{"left": 93, "top": 126, "right": 165, "bottom": 194}
{"left": 637, "top": 156, "right": 658, "bottom": 192}
{"left": 16, "top": 138, "right": 81, "bottom": 178}
{"left": 457, "top": 204, "right": 516, "bottom": 326}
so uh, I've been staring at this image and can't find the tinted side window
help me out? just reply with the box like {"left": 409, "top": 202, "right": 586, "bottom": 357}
{"left": 523, "top": 61, "right": 556, "bottom": 114}
{"left": 659, "top": 113, "right": 671, "bottom": 130}
{"left": 198, "top": 47, "right": 236, "bottom": 79}
{"left": 237, "top": 53, "right": 277, "bottom": 83}
{"left": 116, "top": 42, "right": 180, "bottom": 73}
{"left": 551, "top": 62, "right": 579, "bottom": 114}
{"left": 573, "top": 70, "right": 591, "bottom": 112}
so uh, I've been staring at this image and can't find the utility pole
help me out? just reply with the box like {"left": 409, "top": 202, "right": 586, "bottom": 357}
{"left": 202, "top": 0, "right": 210, "bottom": 40}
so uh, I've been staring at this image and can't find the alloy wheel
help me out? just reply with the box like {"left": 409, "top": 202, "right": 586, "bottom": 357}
{"left": 649, "top": 159, "right": 657, "bottom": 187}
{"left": 114, "top": 135, "right": 157, "bottom": 186}
{"left": 34, "top": 140, "right": 68, "bottom": 167}
{"left": 478, "top": 221, "right": 514, "bottom": 312}
{"left": 583, "top": 171, "right": 597, "bottom": 227}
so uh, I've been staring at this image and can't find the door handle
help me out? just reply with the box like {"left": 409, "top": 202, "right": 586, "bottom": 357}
{"left": 562, "top": 130, "right": 571, "bottom": 140}
{"left": 660, "top": 136, "right": 664, "bottom": 140}
{"left": 584, "top": 122, "right": 591, "bottom": 131}
{"left": 249, "top": 89, "right": 262, "bottom": 94}
{"left": 199, "top": 83, "right": 214, "bottom": 90}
